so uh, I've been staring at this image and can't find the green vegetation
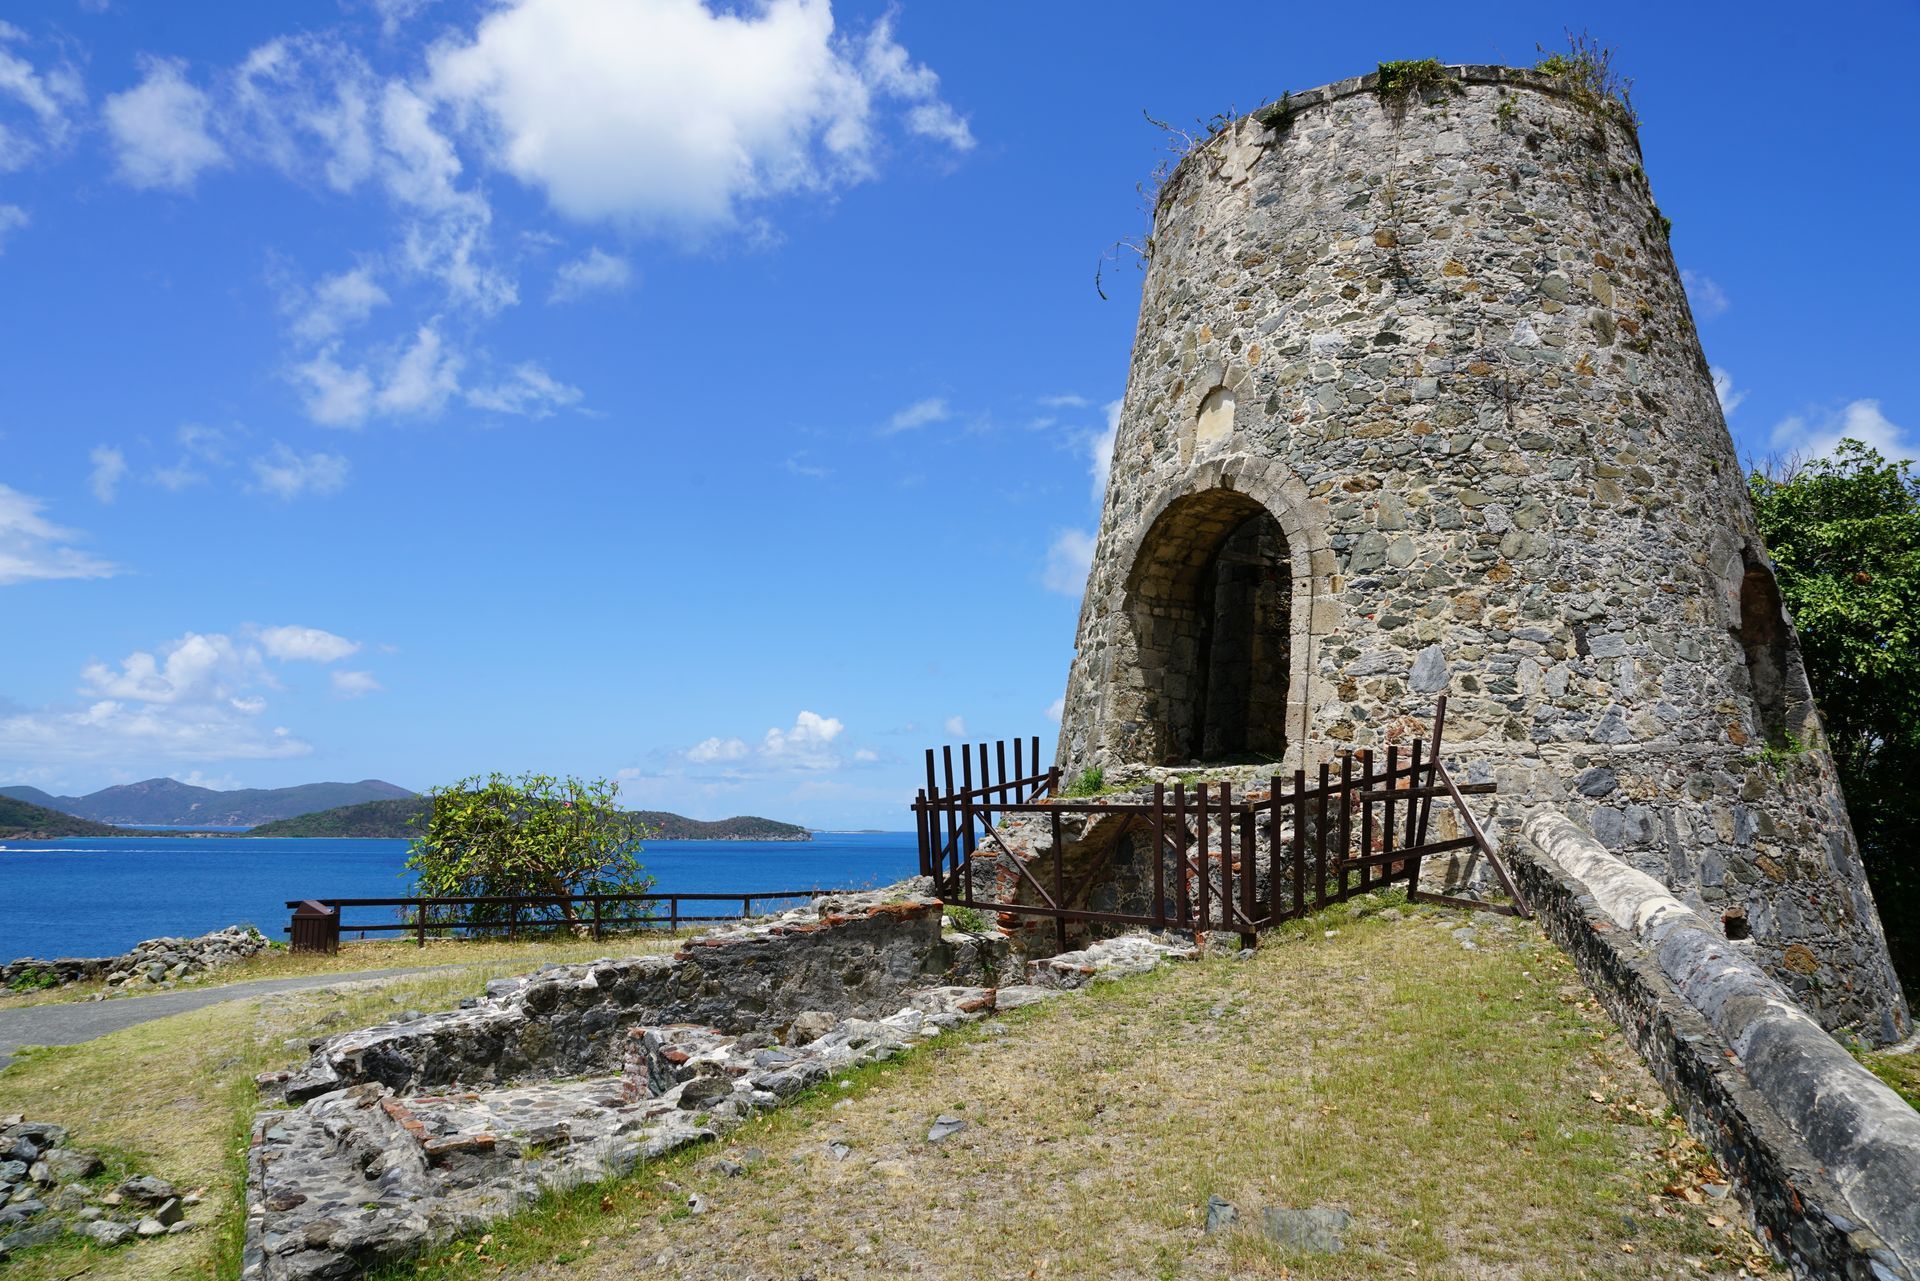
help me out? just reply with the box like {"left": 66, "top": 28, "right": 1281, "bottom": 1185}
{"left": 1374, "top": 58, "right": 1455, "bottom": 100}
{"left": 1534, "top": 30, "right": 1639, "bottom": 129}
{"left": 6, "top": 966, "right": 58, "bottom": 992}
{"left": 1859, "top": 1047, "right": 1920, "bottom": 1110}
{"left": 1757, "top": 731, "right": 1817, "bottom": 774}
{"left": 1059, "top": 765, "right": 1107, "bottom": 798}
{"left": 405, "top": 772, "right": 654, "bottom": 935}
{"left": 943, "top": 904, "right": 992, "bottom": 934}
{"left": 0, "top": 794, "right": 126, "bottom": 838}
{"left": 1750, "top": 440, "right": 1920, "bottom": 998}
{"left": 249, "top": 796, "right": 431, "bottom": 837}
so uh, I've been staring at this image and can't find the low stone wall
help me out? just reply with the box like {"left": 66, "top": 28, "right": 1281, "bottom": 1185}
{"left": 1513, "top": 810, "right": 1920, "bottom": 1280}
{"left": 2, "top": 926, "right": 268, "bottom": 992}
{"left": 281, "top": 885, "right": 946, "bottom": 1102}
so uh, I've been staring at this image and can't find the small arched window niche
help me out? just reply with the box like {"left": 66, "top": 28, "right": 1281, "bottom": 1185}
{"left": 1179, "top": 384, "right": 1238, "bottom": 465}
{"left": 1735, "top": 553, "right": 1819, "bottom": 749}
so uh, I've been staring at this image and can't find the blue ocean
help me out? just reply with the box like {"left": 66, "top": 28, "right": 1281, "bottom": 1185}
{"left": 0, "top": 832, "right": 919, "bottom": 962}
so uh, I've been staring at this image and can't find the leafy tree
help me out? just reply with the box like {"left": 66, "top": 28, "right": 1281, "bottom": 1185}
{"left": 404, "top": 772, "right": 653, "bottom": 935}
{"left": 1749, "top": 439, "right": 1920, "bottom": 993}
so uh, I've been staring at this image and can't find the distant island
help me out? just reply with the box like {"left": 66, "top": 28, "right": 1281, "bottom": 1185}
{"left": 0, "top": 777, "right": 411, "bottom": 828}
{"left": 250, "top": 797, "right": 810, "bottom": 841}
{"left": 0, "top": 783, "right": 811, "bottom": 843}
{"left": 0, "top": 794, "right": 127, "bottom": 839}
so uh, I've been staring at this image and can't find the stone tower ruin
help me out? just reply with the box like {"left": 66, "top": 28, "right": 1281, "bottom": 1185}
{"left": 1054, "top": 64, "right": 1910, "bottom": 1041}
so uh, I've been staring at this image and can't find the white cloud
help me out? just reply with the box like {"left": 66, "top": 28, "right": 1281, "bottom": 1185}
{"left": 784, "top": 452, "right": 829, "bottom": 479}
{"left": 0, "top": 24, "right": 84, "bottom": 172}
{"left": 256, "top": 624, "right": 360, "bottom": 663}
{"left": 0, "top": 204, "right": 26, "bottom": 251}
{"left": 859, "top": 13, "right": 973, "bottom": 151}
{"left": 1088, "top": 398, "right": 1121, "bottom": 504}
{"left": 761, "top": 709, "right": 844, "bottom": 767}
{"left": 375, "top": 324, "right": 463, "bottom": 417}
{"left": 943, "top": 714, "right": 966, "bottom": 737}
{"left": 687, "top": 735, "right": 749, "bottom": 763}
{"left": 1039, "top": 394, "right": 1090, "bottom": 409}
{"left": 465, "top": 362, "right": 582, "bottom": 417}
{"left": 852, "top": 747, "right": 878, "bottom": 763}
{"left": 292, "top": 347, "right": 377, "bottom": 425}
{"left": 88, "top": 445, "right": 128, "bottom": 503}
{"left": 548, "top": 247, "right": 633, "bottom": 303}
{"left": 883, "top": 396, "right": 949, "bottom": 434}
{"left": 0, "top": 629, "right": 314, "bottom": 768}
{"left": 291, "top": 266, "right": 390, "bottom": 342}
{"left": 1042, "top": 528, "right": 1094, "bottom": 596}
{"left": 80, "top": 631, "right": 258, "bottom": 705}
{"left": 330, "top": 669, "right": 382, "bottom": 697}
{"left": 229, "top": 35, "right": 377, "bottom": 193}
{"left": 296, "top": 326, "right": 463, "bottom": 426}
{"left": 1682, "top": 269, "right": 1729, "bottom": 321}
{"left": 1711, "top": 366, "right": 1746, "bottom": 418}
{"left": 1045, "top": 697, "right": 1064, "bottom": 724}
{"left": 424, "top": 0, "right": 970, "bottom": 231}
{"left": 248, "top": 443, "right": 350, "bottom": 498}
{"left": 1769, "top": 399, "right": 1915, "bottom": 463}
{"left": 103, "top": 56, "right": 226, "bottom": 191}
{"left": 0, "top": 484, "right": 118, "bottom": 586}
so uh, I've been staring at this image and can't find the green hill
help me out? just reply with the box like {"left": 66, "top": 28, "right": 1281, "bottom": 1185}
{"left": 0, "top": 777, "right": 414, "bottom": 827}
{"left": 0, "top": 795, "right": 129, "bottom": 839}
{"left": 248, "top": 798, "right": 810, "bottom": 841}
{"left": 247, "top": 797, "right": 430, "bottom": 837}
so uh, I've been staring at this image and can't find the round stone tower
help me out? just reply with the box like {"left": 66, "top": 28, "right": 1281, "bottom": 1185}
{"left": 1055, "top": 64, "right": 1909, "bottom": 1041}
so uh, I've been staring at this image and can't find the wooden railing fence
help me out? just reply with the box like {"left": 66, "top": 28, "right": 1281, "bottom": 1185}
{"left": 285, "top": 889, "right": 826, "bottom": 953}
{"left": 911, "top": 697, "right": 1527, "bottom": 947}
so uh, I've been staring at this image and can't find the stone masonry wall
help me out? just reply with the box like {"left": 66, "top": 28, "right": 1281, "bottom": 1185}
{"left": 1513, "top": 810, "right": 1919, "bottom": 1279}
{"left": 1052, "top": 64, "right": 1907, "bottom": 1041}
{"left": 281, "top": 886, "right": 945, "bottom": 1102}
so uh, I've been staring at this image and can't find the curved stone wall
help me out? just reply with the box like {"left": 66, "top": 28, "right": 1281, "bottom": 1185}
{"left": 1054, "top": 65, "right": 1908, "bottom": 1040}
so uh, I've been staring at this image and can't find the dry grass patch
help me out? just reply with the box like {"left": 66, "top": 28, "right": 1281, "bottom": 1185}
{"left": 0, "top": 936, "right": 682, "bottom": 1281}
{"left": 383, "top": 905, "right": 1772, "bottom": 1281}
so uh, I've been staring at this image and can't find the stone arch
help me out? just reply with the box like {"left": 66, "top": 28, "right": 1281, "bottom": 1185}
{"left": 1175, "top": 364, "right": 1256, "bottom": 465}
{"left": 1097, "top": 457, "right": 1333, "bottom": 768}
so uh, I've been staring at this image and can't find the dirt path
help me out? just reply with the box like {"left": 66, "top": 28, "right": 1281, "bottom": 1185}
{"left": 0, "top": 966, "right": 454, "bottom": 1070}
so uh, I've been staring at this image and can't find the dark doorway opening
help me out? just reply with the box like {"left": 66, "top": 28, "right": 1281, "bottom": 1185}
{"left": 1122, "top": 490, "right": 1293, "bottom": 765}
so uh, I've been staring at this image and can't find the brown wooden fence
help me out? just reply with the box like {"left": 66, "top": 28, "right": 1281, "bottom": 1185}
{"left": 911, "top": 697, "right": 1527, "bottom": 946}
{"left": 284, "top": 890, "right": 827, "bottom": 953}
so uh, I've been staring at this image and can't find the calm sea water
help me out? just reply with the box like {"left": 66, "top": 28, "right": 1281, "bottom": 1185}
{"left": 0, "top": 833, "right": 919, "bottom": 962}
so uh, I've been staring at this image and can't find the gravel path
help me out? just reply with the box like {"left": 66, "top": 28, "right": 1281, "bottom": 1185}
{"left": 0, "top": 967, "right": 456, "bottom": 1071}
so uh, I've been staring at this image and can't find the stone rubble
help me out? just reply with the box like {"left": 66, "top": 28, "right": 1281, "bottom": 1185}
{"left": 2, "top": 925, "right": 270, "bottom": 994}
{"left": 0, "top": 1116, "right": 197, "bottom": 1262}
{"left": 245, "top": 902, "right": 1198, "bottom": 1281}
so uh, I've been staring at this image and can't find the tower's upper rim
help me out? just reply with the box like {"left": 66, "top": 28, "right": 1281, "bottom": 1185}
{"left": 1155, "top": 63, "right": 1645, "bottom": 213}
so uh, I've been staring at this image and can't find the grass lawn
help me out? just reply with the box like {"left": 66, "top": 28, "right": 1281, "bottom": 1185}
{"left": 370, "top": 900, "right": 1772, "bottom": 1281}
{"left": 1861, "top": 1044, "right": 1920, "bottom": 1109}
{"left": 0, "top": 935, "right": 683, "bottom": 1281}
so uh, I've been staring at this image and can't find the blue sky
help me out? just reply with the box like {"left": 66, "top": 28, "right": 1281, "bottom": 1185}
{"left": 2, "top": 1, "right": 1915, "bottom": 828}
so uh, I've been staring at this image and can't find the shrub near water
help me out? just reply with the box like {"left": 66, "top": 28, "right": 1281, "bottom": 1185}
{"left": 405, "top": 773, "right": 654, "bottom": 938}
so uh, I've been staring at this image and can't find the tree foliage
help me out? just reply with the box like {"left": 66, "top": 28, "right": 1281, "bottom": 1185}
{"left": 1750, "top": 439, "right": 1920, "bottom": 990}
{"left": 404, "top": 772, "right": 652, "bottom": 933}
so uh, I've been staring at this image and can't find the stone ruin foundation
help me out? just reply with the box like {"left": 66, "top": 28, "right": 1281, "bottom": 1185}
{"left": 245, "top": 883, "right": 1197, "bottom": 1280}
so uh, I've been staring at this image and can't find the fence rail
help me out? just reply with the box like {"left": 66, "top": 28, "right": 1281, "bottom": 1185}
{"left": 910, "top": 696, "right": 1527, "bottom": 947}
{"left": 284, "top": 889, "right": 828, "bottom": 953}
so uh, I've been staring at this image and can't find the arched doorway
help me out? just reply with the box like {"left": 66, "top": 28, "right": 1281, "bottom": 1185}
{"left": 1121, "top": 489, "right": 1293, "bottom": 764}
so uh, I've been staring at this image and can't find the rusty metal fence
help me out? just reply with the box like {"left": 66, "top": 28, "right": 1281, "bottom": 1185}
{"left": 911, "top": 697, "right": 1527, "bottom": 946}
